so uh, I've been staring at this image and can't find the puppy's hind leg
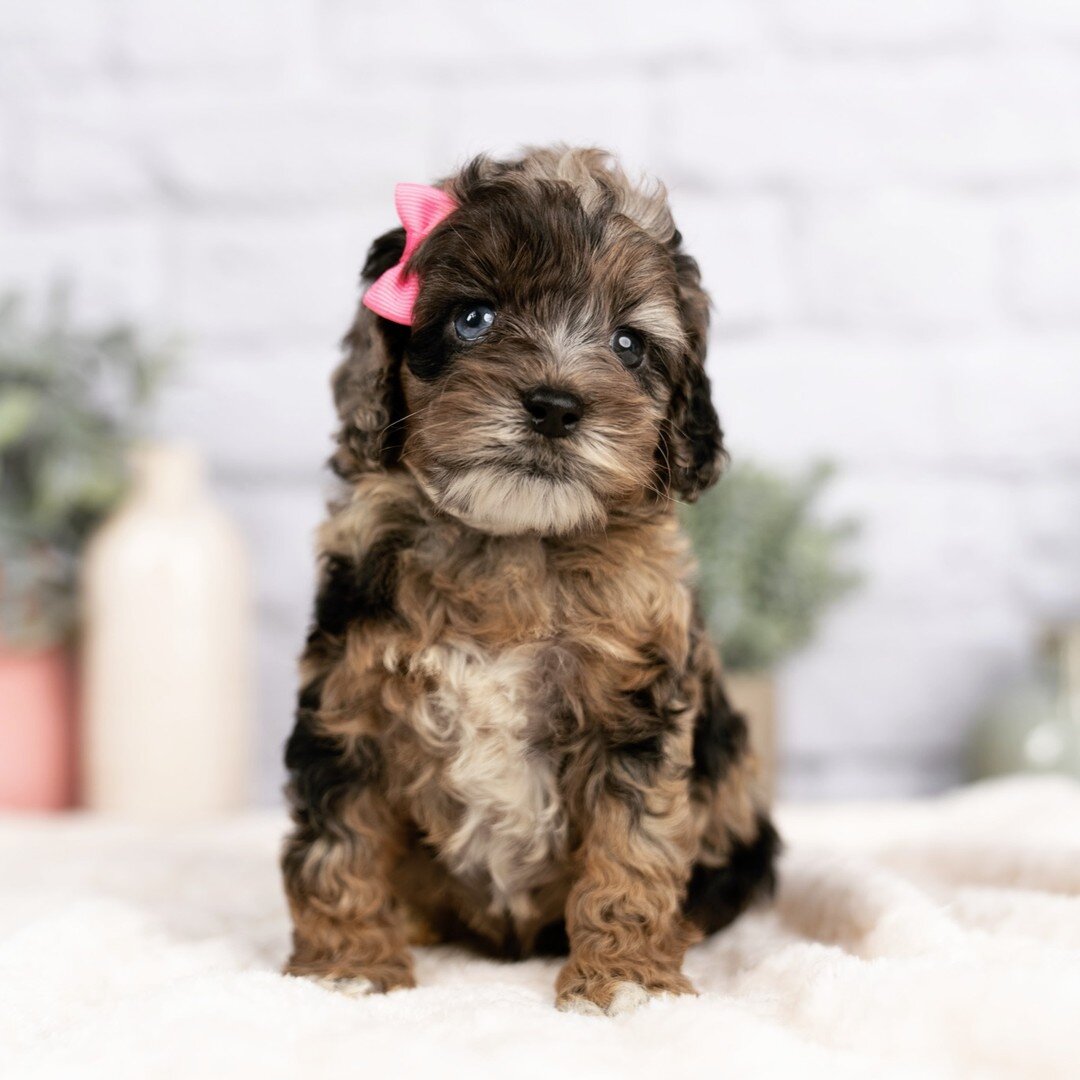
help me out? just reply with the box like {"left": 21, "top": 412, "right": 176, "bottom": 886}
{"left": 684, "top": 804, "right": 780, "bottom": 936}
{"left": 685, "top": 656, "right": 781, "bottom": 936}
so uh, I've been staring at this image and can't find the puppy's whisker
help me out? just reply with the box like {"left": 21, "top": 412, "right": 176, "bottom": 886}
{"left": 378, "top": 407, "right": 425, "bottom": 435}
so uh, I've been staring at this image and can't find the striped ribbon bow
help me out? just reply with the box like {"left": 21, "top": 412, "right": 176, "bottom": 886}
{"left": 362, "top": 183, "right": 458, "bottom": 326}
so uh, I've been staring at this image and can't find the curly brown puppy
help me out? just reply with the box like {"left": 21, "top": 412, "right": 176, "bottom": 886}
{"left": 281, "top": 146, "right": 779, "bottom": 1016}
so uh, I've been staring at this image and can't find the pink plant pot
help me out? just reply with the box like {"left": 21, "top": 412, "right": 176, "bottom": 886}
{"left": 0, "top": 646, "right": 76, "bottom": 811}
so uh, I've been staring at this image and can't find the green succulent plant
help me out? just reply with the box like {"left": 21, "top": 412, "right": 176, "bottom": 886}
{"left": 0, "top": 291, "right": 169, "bottom": 649}
{"left": 681, "top": 460, "right": 861, "bottom": 673}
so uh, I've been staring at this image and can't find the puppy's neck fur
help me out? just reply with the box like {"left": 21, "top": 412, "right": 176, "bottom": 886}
{"left": 316, "top": 467, "right": 695, "bottom": 656}
{"left": 398, "top": 458, "right": 673, "bottom": 543}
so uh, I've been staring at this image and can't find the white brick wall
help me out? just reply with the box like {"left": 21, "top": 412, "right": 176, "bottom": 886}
{"left": 3, "top": 1, "right": 1079, "bottom": 801}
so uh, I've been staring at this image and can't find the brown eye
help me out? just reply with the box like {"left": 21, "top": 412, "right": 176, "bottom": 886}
{"left": 611, "top": 327, "right": 645, "bottom": 368}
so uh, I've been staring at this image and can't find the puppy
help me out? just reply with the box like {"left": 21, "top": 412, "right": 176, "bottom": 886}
{"left": 281, "top": 146, "right": 779, "bottom": 1016}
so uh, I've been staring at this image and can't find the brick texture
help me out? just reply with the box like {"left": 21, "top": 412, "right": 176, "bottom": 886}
{"left": 3, "top": 0, "right": 1078, "bottom": 800}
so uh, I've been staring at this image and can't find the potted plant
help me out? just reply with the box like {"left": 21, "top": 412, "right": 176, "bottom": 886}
{"left": 0, "top": 293, "right": 167, "bottom": 810}
{"left": 681, "top": 461, "right": 860, "bottom": 794}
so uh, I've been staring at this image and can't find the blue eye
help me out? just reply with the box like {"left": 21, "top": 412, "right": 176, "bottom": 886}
{"left": 454, "top": 304, "right": 496, "bottom": 341}
{"left": 611, "top": 327, "right": 645, "bottom": 368}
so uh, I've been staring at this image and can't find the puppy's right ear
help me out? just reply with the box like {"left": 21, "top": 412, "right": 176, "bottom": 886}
{"left": 330, "top": 227, "right": 409, "bottom": 478}
{"left": 663, "top": 243, "right": 726, "bottom": 502}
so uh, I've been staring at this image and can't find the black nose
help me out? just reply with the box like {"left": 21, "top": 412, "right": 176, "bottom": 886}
{"left": 522, "top": 387, "right": 584, "bottom": 439}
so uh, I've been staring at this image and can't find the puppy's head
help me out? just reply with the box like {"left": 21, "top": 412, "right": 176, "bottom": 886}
{"left": 332, "top": 146, "right": 724, "bottom": 535}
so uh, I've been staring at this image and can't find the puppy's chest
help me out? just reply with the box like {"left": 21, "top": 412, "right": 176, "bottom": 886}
{"left": 406, "top": 527, "right": 660, "bottom": 649}
{"left": 402, "top": 644, "right": 569, "bottom": 913}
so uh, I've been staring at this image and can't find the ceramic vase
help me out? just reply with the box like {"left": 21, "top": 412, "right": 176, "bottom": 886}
{"left": 80, "top": 443, "right": 252, "bottom": 818}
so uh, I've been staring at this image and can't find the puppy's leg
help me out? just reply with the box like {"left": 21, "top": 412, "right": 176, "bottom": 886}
{"left": 685, "top": 644, "right": 780, "bottom": 935}
{"left": 282, "top": 705, "right": 414, "bottom": 994}
{"left": 556, "top": 760, "right": 698, "bottom": 1016}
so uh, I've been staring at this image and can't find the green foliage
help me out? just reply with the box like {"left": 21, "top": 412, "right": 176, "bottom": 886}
{"left": 680, "top": 461, "right": 861, "bottom": 673}
{"left": 0, "top": 292, "right": 170, "bottom": 648}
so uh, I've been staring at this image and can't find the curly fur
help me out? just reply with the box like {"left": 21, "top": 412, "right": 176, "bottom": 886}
{"left": 282, "top": 146, "right": 779, "bottom": 1013}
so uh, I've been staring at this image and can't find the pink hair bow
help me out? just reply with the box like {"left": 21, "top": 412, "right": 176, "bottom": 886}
{"left": 362, "top": 183, "right": 458, "bottom": 326}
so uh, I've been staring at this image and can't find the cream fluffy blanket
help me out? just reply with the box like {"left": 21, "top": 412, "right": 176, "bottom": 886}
{"left": 2, "top": 777, "right": 1079, "bottom": 1079}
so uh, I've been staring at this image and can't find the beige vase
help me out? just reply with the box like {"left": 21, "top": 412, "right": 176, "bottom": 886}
{"left": 725, "top": 671, "right": 777, "bottom": 799}
{"left": 80, "top": 443, "right": 252, "bottom": 819}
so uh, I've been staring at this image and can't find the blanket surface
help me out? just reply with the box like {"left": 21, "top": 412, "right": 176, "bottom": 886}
{"left": 2, "top": 777, "right": 1079, "bottom": 1079}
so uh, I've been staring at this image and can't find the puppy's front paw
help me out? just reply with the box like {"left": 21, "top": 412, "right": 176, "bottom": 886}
{"left": 555, "top": 964, "right": 695, "bottom": 1016}
{"left": 605, "top": 981, "right": 654, "bottom": 1016}
{"left": 312, "top": 975, "right": 378, "bottom": 998}
{"left": 287, "top": 957, "right": 416, "bottom": 996}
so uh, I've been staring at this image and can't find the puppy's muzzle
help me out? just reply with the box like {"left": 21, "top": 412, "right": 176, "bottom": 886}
{"left": 523, "top": 387, "right": 584, "bottom": 439}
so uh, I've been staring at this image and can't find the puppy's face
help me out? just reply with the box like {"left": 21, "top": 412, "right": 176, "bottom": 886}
{"left": 401, "top": 184, "right": 689, "bottom": 535}
{"left": 334, "top": 150, "right": 724, "bottom": 536}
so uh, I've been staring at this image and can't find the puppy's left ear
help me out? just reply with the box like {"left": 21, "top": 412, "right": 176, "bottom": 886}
{"left": 664, "top": 239, "right": 726, "bottom": 501}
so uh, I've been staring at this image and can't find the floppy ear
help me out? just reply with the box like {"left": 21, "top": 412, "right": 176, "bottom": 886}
{"left": 664, "top": 240, "right": 726, "bottom": 501}
{"left": 330, "top": 227, "right": 410, "bottom": 478}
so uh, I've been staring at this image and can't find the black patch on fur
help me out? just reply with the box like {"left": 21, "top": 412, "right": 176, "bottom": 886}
{"left": 601, "top": 665, "right": 687, "bottom": 817}
{"left": 284, "top": 680, "right": 382, "bottom": 828}
{"left": 692, "top": 670, "right": 749, "bottom": 786}
{"left": 404, "top": 312, "right": 455, "bottom": 381}
{"left": 309, "top": 533, "right": 406, "bottom": 641}
{"left": 684, "top": 815, "right": 781, "bottom": 935}
{"left": 616, "top": 662, "right": 682, "bottom": 743}
{"left": 532, "top": 918, "right": 570, "bottom": 957}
